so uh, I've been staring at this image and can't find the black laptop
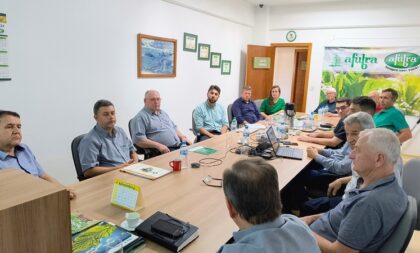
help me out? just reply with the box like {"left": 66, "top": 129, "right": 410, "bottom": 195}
{"left": 266, "top": 126, "right": 303, "bottom": 160}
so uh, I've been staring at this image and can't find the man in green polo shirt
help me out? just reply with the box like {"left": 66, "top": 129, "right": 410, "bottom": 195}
{"left": 373, "top": 88, "right": 412, "bottom": 143}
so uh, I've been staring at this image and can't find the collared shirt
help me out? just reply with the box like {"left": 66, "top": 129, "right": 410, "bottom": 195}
{"left": 78, "top": 125, "right": 135, "bottom": 172}
{"left": 311, "top": 175, "right": 407, "bottom": 253}
{"left": 315, "top": 142, "right": 352, "bottom": 176}
{"left": 0, "top": 144, "right": 45, "bottom": 177}
{"left": 217, "top": 214, "right": 321, "bottom": 253}
{"left": 374, "top": 106, "right": 409, "bottom": 133}
{"left": 193, "top": 101, "right": 228, "bottom": 132}
{"left": 130, "top": 107, "right": 180, "bottom": 148}
{"left": 314, "top": 99, "right": 337, "bottom": 114}
{"left": 259, "top": 98, "right": 285, "bottom": 115}
{"left": 231, "top": 98, "right": 263, "bottom": 124}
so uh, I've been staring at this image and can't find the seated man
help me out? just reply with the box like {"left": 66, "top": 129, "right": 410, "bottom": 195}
{"left": 298, "top": 98, "right": 351, "bottom": 148}
{"left": 130, "top": 90, "right": 191, "bottom": 154}
{"left": 193, "top": 85, "right": 229, "bottom": 142}
{"left": 374, "top": 88, "right": 412, "bottom": 143}
{"left": 218, "top": 158, "right": 321, "bottom": 253}
{"left": 348, "top": 96, "right": 376, "bottom": 116}
{"left": 313, "top": 87, "right": 337, "bottom": 114}
{"left": 0, "top": 110, "right": 75, "bottom": 199}
{"left": 282, "top": 112, "right": 375, "bottom": 214}
{"left": 78, "top": 100, "right": 138, "bottom": 178}
{"left": 303, "top": 128, "right": 407, "bottom": 253}
{"left": 232, "top": 86, "right": 263, "bottom": 125}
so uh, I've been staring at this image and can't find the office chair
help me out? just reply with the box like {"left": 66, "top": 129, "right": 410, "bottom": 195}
{"left": 190, "top": 109, "right": 199, "bottom": 143}
{"left": 71, "top": 134, "right": 87, "bottom": 181}
{"left": 227, "top": 104, "right": 233, "bottom": 124}
{"left": 128, "top": 119, "right": 160, "bottom": 160}
{"left": 254, "top": 99, "right": 263, "bottom": 111}
{"left": 376, "top": 196, "right": 417, "bottom": 253}
{"left": 402, "top": 158, "right": 420, "bottom": 230}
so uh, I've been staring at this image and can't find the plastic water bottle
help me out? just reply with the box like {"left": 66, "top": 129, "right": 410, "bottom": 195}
{"left": 179, "top": 141, "right": 189, "bottom": 169}
{"left": 241, "top": 125, "right": 250, "bottom": 145}
{"left": 231, "top": 117, "right": 238, "bottom": 132}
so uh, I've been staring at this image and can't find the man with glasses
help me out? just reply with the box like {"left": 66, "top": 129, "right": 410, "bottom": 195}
{"left": 299, "top": 98, "right": 351, "bottom": 149}
{"left": 374, "top": 88, "right": 412, "bottom": 143}
{"left": 218, "top": 158, "right": 320, "bottom": 253}
{"left": 130, "top": 90, "right": 192, "bottom": 155}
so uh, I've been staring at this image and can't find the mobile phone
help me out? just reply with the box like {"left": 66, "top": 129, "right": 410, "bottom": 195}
{"left": 151, "top": 219, "right": 184, "bottom": 239}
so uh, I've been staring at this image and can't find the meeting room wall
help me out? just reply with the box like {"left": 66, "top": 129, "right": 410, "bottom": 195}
{"left": 0, "top": 0, "right": 254, "bottom": 184}
{"left": 267, "top": 0, "right": 420, "bottom": 156}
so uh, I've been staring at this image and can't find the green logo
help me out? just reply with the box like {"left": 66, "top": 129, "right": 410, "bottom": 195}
{"left": 0, "top": 29, "right": 4, "bottom": 33}
{"left": 385, "top": 52, "right": 420, "bottom": 69}
{"left": 329, "top": 54, "right": 342, "bottom": 67}
{"left": 344, "top": 53, "right": 378, "bottom": 70}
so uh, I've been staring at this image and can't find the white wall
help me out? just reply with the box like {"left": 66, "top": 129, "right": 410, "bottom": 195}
{"left": 273, "top": 47, "right": 296, "bottom": 102}
{"left": 0, "top": 0, "right": 254, "bottom": 184}
{"left": 267, "top": 0, "right": 420, "bottom": 155}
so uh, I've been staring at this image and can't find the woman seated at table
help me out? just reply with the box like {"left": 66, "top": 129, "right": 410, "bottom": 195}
{"left": 260, "top": 85, "right": 285, "bottom": 119}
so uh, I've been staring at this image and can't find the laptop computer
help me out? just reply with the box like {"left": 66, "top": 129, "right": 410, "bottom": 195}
{"left": 266, "top": 126, "right": 303, "bottom": 160}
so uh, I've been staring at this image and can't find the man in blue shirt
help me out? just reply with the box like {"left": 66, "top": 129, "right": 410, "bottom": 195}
{"left": 0, "top": 110, "right": 75, "bottom": 199}
{"left": 218, "top": 158, "right": 321, "bottom": 253}
{"left": 314, "top": 87, "right": 337, "bottom": 114}
{"left": 78, "top": 100, "right": 138, "bottom": 178}
{"left": 231, "top": 86, "right": 263, "bottom": 125}
{"left": 302, "top": 128, "right": 407, "bottom": 253}
{"left": 130, "top": 90, "right": 191, "bottom": 154}
{"left": 193, "top": 85, "right": 229, "bottom": 142}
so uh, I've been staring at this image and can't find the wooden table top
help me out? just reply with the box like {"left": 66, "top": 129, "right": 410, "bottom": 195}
{"left": 69, "top": 116, "right": 340, "bottom": 253}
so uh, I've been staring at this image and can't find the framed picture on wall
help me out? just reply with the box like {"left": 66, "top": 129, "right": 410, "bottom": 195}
{"left": 198, "top": 43, "right": 210, "bottom": 60}
{"left": 221, "top": 60, "right": 231, "bottom": 75}
{"left": 183, "top": 33, "right": 198, "bottom": 52}
{"left": 210, "top": 52, "right": 221, "bottom": 68}
{"left": 137, "top": 33, "right": 177, "bottom": 78}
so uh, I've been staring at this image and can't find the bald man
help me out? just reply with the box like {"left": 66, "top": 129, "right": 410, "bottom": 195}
{"left": 130, "top": 90, "right": 191, "bottom": 154}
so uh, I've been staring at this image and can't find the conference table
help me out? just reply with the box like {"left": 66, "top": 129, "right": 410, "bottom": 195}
{"left": 70, "top": 116, "right": 339, "bottom": 253}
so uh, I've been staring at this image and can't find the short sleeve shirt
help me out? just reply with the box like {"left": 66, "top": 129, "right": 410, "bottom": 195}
{"left": 78, "top": 125, "right": 135, "bottom": 172}
{"left": 0, "top": 144, "right": 45, "bottom": 177}
{"left": 193, "top": 102, "right": 228, "bottom": 132}
{"left": 310, "top": 175, "right": 407, "bottom": 252}
{"left": 374, "top": 106, "right": 409, "bottom": 133}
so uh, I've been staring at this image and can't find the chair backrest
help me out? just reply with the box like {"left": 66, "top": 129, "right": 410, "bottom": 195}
{"left": 376, "top": 196, "right": 417, "bottom": 253}
{"left": 191, "top": 109, "right": 198, "bottom": 136}
{"left": 71, "top": 134, "right": 87, "bottom": 181}
{"left": 402, "top": 158, "right": 420, "bottom": 230}
{"left": 227, "top": 104, "right": 233, "bottom": 124}
{"left": 254, "top": 99, "right": 263, "bottom": 111}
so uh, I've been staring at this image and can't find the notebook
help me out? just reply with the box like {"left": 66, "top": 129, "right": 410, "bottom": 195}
{"left": 266, "top": 126, "right": 303, "bottom": 160}
{"left": 135, "top": 211, "right": 199, "bottom": 252}
{"left": 121, "top": 163, "right": 171, "bottom": 180}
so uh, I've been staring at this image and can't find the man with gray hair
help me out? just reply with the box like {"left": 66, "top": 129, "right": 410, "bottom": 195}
{"left": 130, "top": 90, "right": 191, "bottom": 155}
{"left": 303, "top": 128, "right": 407, "bottom": 253}
{"left": 282, "top": 112, "right": 375, "bottom": 213}
{"left": 218, "top": 158, "right": 321, "bottom": 253}
{"left": 313, "top": 87, "right": 337, "bottom": 114}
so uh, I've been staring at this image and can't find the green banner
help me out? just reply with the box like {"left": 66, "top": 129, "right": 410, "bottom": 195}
{"left": 321, "top": 47, "right": 420, "bottom": 116}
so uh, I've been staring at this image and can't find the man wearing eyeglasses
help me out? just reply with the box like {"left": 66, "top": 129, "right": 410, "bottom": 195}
{"left": 217, "top": 158, "right": 321, "bottom": 253}
{"left": 130, "top": 90, "right": 192, "bottom": 155}
{"left": 298, "top": 98, "right": 351, "bottom": 149}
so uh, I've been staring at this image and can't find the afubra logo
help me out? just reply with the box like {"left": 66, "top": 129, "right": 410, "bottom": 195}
{"left": 385, "top": 52, "right": 420, "bottom": 71}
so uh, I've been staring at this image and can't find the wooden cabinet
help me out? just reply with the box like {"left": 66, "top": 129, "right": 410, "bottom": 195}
{"left": 0, "top": 169, "right": 72, "bottom": 253}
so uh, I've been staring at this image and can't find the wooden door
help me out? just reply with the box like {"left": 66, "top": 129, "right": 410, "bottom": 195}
{"left": 291, "top": 49, "right": 308, "bottom": 112}
{"left": 245, "top": 45, "right": 275, "bottom": 99}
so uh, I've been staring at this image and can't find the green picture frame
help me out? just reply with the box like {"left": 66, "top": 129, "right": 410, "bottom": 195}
{"left": 198, "top": 43, "right": 210, "bottom": 60}
{"left": 183, "top": 33, "right": 198, "bottom": 52}
{"left": 221, "top": 60, "right": 231, "bottom": 75}
{"left": 210, "top": 52, "right": 221, "bottom": 68}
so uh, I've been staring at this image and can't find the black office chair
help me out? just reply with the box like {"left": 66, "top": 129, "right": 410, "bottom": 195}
{"left": 190, "top": 109, "right": 200, "bottom": 143}
{"left": 227, "top": 104, "right": 233, "bottom": 124}
{"left": 71, "top": 134, "right": 88, "bottom": 181}
{"left": 128, "top": 119, "right": 160, "bottom": 160}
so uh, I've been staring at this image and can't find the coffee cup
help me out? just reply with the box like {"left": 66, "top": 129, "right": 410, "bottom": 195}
{"left": 169, "top": 159, "right": 181, "bottom": 171}
{"left": 125, "top": 212, "right": 140, "bottom": 228}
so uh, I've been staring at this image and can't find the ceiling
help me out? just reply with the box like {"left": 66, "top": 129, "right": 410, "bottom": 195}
{"left": 244, "top": 0, "right": 345, "bottom": 6}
